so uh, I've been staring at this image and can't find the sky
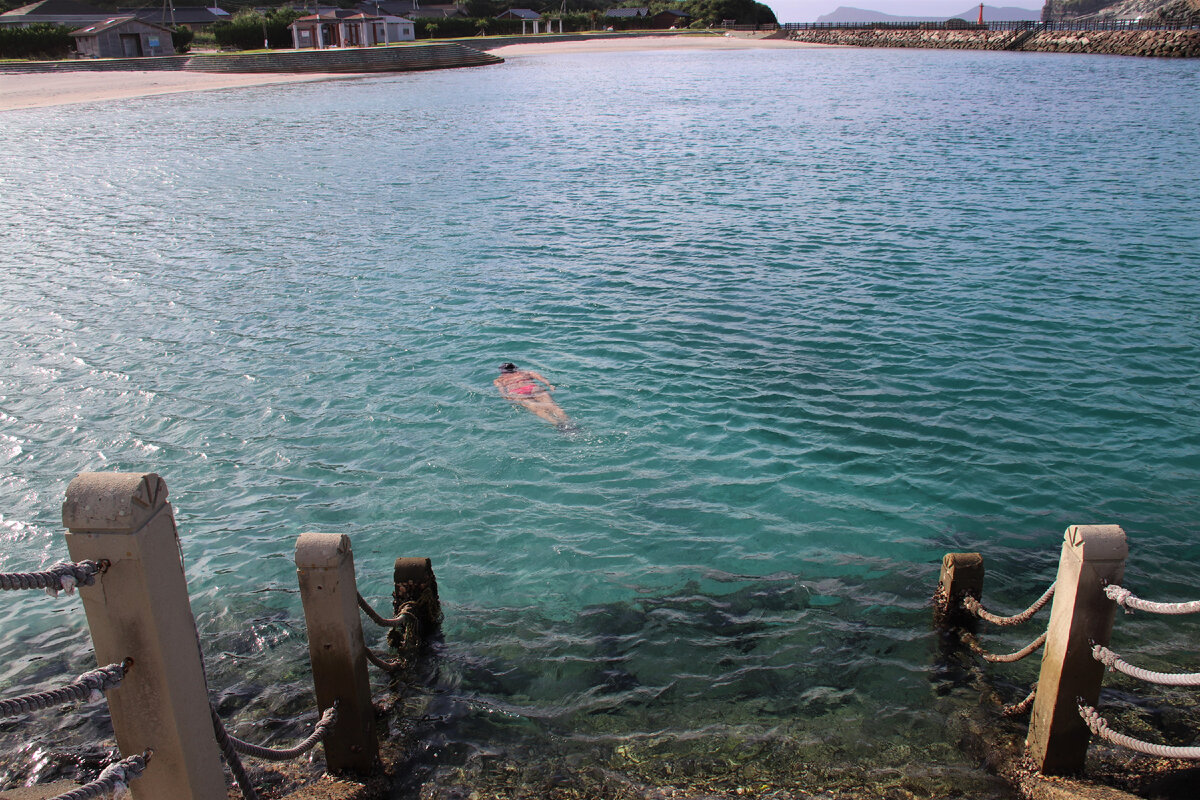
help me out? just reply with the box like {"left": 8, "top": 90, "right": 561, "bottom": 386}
{"left": 765, "top": 1, "right": 1044, "bottom": 23}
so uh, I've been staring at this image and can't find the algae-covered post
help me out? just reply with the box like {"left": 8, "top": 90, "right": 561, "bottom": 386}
{"left": 1026, "top": 525, "right": 1127, "bottom": 774}
{"left": 933, "top": 552, "right": 984, "bottom": 630}
{"left": 295, "top": 532, "right": 379, "bottom": 774}
{"left": 63, "top": 472, "right": 226, "bottom": 800}
{"left": 391, "top": 556, "right": 441, "bottom": 650}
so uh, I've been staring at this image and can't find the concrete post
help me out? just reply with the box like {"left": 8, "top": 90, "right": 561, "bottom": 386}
{"left": 62, "top": 472, "right": 225, "bottom": 800}
{"left": 933, "top": 552, "right": 984, "bottom": 630}
{"left": 295, "top": 533, "right": 378, "bottom": 774}
{"left": 1026, "top": 525, "right": 1127, "bottom": 774}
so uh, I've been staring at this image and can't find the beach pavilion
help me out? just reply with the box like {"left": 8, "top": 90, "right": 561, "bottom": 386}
{"left": 289, "top": 10, "right": 415, "bottom": 49}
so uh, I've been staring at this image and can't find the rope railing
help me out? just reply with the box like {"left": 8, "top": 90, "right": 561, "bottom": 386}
{"left": 225, "top": 703, "right": 338, "bottom": 761}
{"left": 0, "top": 660, "right": 130, "bottom": 718}
{"left": 358, "top": 593, "right": 419, "bottom": 631}
{"left": 211, "top": 702, "right": 338, "bottom": 800}
{"left": 365, "top": 646, "right": 409, "bottom": 672}
{"left": 962, "top": 582, "right": 1055, "bottom": 627}
{"left": 47, "top": 750, "right": 152, "bottom": 800}
{"left": 1002, "top": 685, "right": 1037, "bottom": 717}
{"left": 0, "top": 559, "right": 107, "bottom": 596}
{"left": 1092, "top": 645, "right": 1200, "bottom": 687}
{"left": 938, "top": 529, "right": 1200, "bottom": 775}
{"left": 359, "top": 594, "right": 425, "bottom": 672}
{"left": 212, "top": 704, "right": 260, "bottom": 800}
{"left": 1105, "top": 585, "right": 1200, "bottom": 616}
{"left": 1078, "top": 702, "right": 1200, "bottom": 760}
{"left": 961, "top": 629, "right": 1047, "bottom": 663}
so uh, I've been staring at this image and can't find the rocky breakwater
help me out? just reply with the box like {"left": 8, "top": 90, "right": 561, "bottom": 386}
{"left": 786, "top": 26, "right": 1200, "bottom": 57}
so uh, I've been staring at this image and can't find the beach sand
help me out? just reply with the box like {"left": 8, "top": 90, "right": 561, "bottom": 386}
{"left": 0, "top": 71, "right": 352, "bottom": 112}
{"left": 0, "top": 35, "right": 814, "bottom": 112}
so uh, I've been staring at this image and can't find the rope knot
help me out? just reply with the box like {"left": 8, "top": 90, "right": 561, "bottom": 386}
{"left": 1105, "top": 584, "right": 1134, "bottom": 612}
{"left": 1091, "top": 644, "right": 1117, "bottom": 669}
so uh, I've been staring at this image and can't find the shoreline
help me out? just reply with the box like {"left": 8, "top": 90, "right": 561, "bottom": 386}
{"left": 0, "top": 35, "right": 820, "bottom": 112}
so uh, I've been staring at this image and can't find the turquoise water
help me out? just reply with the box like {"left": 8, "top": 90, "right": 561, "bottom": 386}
{"left": 1, "top": 45, "right": 1199, "bottom": 795}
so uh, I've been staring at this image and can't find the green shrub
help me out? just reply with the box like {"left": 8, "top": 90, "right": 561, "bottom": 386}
{"left": 0, "top": 23, "right": 73, "bottom": 59}
{"left": 171, "top": 25, "right": 194, "bottom": 53}
{"left": 212, "top": 8, "right": 303, "bottom": 51}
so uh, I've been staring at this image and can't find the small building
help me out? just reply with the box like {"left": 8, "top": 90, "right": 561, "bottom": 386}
{"left": 289, "top": 11, "right": 415, "bottom": 49}
{"left": 651, "top": 9, "right": 690, "bottom": 28}
{"left": 603, "top": 7, "right": 691, "bottom": 29}
{"left": 0, "top": 0, "right": 107, "bottom": 28}
{"left": 72, "top": 16, "right": 176, "bottom": 57}
{"left": 124, "top": 6, "right": 232, "bottom": 32}
{"left": 356, "top": 1, "right": 467, "bottom": 20}
{"left": 604, "top": 7, "right": 649, "bottom": 19}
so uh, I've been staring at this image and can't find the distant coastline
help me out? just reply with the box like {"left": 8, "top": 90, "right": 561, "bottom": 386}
{"left": 784, "top": 25, "right": 1200, "bottom": 56}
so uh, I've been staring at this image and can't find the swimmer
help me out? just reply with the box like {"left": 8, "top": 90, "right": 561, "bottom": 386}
{"left": 494, "top": 362, "right": 572, "bottom": 429}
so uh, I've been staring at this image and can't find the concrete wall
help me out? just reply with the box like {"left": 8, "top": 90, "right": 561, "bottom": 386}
{"left": 786, "top": 27, "right": 1200, "bottom": 57}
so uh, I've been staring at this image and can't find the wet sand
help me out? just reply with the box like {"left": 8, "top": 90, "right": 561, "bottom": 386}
{"left": 0, "top": 35, "right": 816, "bottom": 112}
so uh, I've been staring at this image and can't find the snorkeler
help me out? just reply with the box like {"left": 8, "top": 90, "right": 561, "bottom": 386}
{"left": 494, "top": 362, "right": 573, "bottom": 429}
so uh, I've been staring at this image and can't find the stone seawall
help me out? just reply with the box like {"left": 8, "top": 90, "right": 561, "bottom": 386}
{"left": 786, "top": 28, "right": 1200, "bottom": 57}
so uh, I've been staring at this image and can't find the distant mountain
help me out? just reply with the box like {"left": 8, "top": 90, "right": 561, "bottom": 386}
{"left": 816, "top": 5, "right": 1041, "bottom": 22}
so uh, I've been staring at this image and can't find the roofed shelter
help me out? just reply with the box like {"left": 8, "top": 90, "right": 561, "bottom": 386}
{"left": 495, "top": 8, "right": 561, "bottom": 34}
{"left": 289, "top": 10, "right": 415, "bottom": 49}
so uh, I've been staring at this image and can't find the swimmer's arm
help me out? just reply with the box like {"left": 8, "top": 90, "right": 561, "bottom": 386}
{"left": 528, "top": 371, "right": 555, "bottom": 391}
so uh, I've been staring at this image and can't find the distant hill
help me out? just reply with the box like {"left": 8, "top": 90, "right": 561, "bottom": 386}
{"left": 1043, "top": 0, "right": 1198, "bottom": 19}
{"left": 816, "top": 5, "right": 1041, "bottom": 22}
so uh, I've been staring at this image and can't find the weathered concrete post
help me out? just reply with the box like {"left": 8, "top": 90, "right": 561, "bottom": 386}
{"left": 933, "top": 552, "right": 984, "bottom": 630}
{"left": 391, "top": 556, "right": 441, "bottom": 648}
{"left": 295, "top": 533, "right": 378, "bottom": 774}
{"left": 1026, "top": 525, "right": 1127, "bottom": 774}
{"left": 62, "top": 472, "right": 225, "bottom": 800}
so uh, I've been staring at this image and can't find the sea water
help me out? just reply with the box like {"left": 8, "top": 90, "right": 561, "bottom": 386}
{"left": 1, "top": 44, "right": 1198, "bottom": 796}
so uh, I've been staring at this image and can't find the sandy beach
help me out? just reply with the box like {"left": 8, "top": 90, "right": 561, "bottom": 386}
{"left": 0, "top": 35, "right": 812, "bottom": 112}
{"left": 0, "top": 71, "right": 351, "bottom": 112}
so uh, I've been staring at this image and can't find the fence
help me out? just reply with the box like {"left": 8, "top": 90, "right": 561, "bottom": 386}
{"left": 1, "top": 472, "right": 440, "bottom": 799}
{"left": 936, "top": 524, "right": 1200, "bottom": 775}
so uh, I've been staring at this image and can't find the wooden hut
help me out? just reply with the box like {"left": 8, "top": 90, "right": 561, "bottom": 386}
{"left": 72, "top": 16, "right": 175, "bottom": 58}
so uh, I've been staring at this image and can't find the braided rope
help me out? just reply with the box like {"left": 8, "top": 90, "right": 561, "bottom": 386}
{"left": 1092, "top": 645, "right": 1200, "bottom": 687}
{"left": 211, "top": 704, "right": 259, "bottom": 800}
{"left": 365, "top": 647, "right": 408, "bottom": 672}
{"left": 962, "top": 582, "right": 1055, "bottom": 627}
{"left": 357, "top": 594, "right": 419, "bottom": 631}
{"left": 48, "top": 750, "right": 151, "bottom": 800}
{"left": 0, "top": 661, "right": 129, "bottom": 718}
{"left": 983, "top": 631, "right": 1047, "bottom": 663}
{"left": 225, "top": 704, "right": 338, "bottom": 761}
{"left": 0, "top": 560, "right": 106, "bottom": 597}
{"left": 1105, "top": 585, "right": 1200, "bottom": 615}
{"left": 961, "top": 629, "right": 1047, "bottom": 664}
{"left": 1078, "top": 702, "right": 1200, "bottom": 760}
{"left": 1002, "top": 685, "right": 1037, "bottom": 717}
